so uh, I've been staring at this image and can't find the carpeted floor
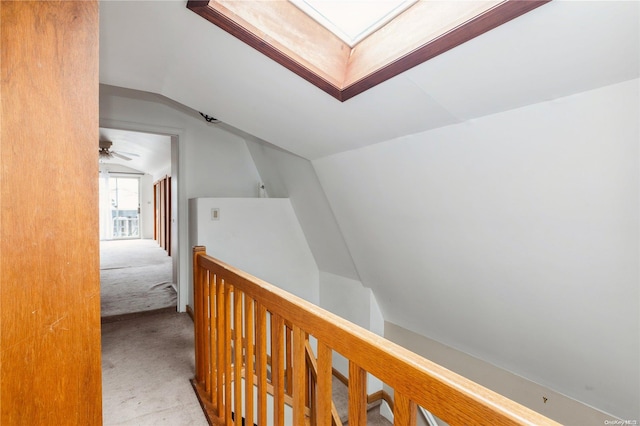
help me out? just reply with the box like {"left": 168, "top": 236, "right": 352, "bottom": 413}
{"left": 100, "top": 239, "right": 176, "bottom": 318}
{"left": 332, "top": 377, "right": 392, "bottom": 425}
{"left": 102, "top": 311, "right": 208, "bottom": 425}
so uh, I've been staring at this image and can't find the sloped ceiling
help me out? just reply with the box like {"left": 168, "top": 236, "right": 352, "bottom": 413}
{"left": 99, "top": 1, "right": 638, "bottom": 160}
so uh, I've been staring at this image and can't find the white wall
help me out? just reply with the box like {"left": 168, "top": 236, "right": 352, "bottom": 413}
{"left": 100, "top": 86, "right": 263, "bottom": 311}
{"left": 136, "top": 174, "right": 153, "bottom": 239}
{"left": 189, "top": 198, "right": 319, "bottom": 307}
{"left": 100, "top": 87, "right": 261, "bottom": 199}
{"left": 313, "top": 79, "right": 639, "bottom": 420}
{"left": 245, "top": 139, "right": 388, "bottom": 382}
{"left": 319, "top": 271, "right": 384, "bottom": 395}
{"left": 385, "top": 321, "right": 616, "bottom": 425}
{"left": 320, "top": 271, "right": 371, "bottom": 330}
{"left": 245, "top": 140, "right": 360, "bottom": 280}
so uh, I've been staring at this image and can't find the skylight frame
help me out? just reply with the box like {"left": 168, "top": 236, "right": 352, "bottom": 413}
{"left": 289, "top": 0, "right": 419, "bottom": 47}
{"left": 186, "top": 0, "right": 550, "bottom": 102}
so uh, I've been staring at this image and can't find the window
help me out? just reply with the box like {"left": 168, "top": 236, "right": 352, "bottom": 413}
{"left": 289, "top": 0, "right": 417, "bottom": 47}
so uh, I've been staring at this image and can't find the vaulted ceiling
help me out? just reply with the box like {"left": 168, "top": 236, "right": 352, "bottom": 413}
{"left": 99, "top": 0, "right": 639, "bottom": 160}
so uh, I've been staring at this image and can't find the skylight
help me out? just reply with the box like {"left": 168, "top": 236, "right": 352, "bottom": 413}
{"left": 187, "top": 0, "right": 550, "bottom": 101}
{"left": 289, "top": 0, "right": 418, "bottom": 47}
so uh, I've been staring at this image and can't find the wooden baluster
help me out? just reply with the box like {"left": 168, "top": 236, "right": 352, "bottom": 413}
{"left": 208, "top": 272, "right": 217, "bottom": 409}
{"left": 256, "top": 303, "right": 268, "bottom": 425}
{"left": 310, "top": 375, "right": 317, "bottom": 426}
{"left": 216, "top": 277, "right": 226, "bottom": 418}
{"left": 271, "top": 314, "right": 285, "bottom": 426}
{"left": 304, "top": 333, "right": 317, "bottom": 426}
{"left": 224, "top": 281, "right": 233, "bottom": 424}
{"left": 316, "top": 342, "right": 333, "bottom": 426}
{"left": 292, "top": 326, "right": 307, "bottom": 425}
{"left": 303, "top": 335, "right": 312, "bottom": 420}
{"left": 244, "top": 295, "right": 255, "bottom": 426}
{"left": 234, "top": 287, "right": 243, "bottom": 424}
{"left": 305, "top": 341, "right": 318, "bottom": 426}
{"left": 394, "top": 392, "right": 416, "bottom": 426}
{"left": 193, "top": 247, "right": 205, "bottom": 385}
{"left": 285, "top": 324, "right": 293, "bottom": 396}
{"left": 204, "top": 266, "right": 211, "bottom": 396}
{"left": 349, "top": 361, "right": 367, "bottom": 425}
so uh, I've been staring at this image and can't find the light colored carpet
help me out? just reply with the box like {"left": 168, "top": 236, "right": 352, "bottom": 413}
{"left": 332, "top": 376, "right": 392, "bottom": 425}
{"left": 101, "top": 239, "right": 176, "bottom": 318}
{"left": 102, "top": 311, "right": 207, "bottom": 425}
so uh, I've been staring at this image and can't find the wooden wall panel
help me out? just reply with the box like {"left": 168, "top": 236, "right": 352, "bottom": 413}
{"left": 154, "top": 176, "right": 172, "bottom": 255}
{"left": 166, "top": 176, "right": 171, "bottom": 256}
{"left": 0, "top": 2, "right": 102, "bottom": 424}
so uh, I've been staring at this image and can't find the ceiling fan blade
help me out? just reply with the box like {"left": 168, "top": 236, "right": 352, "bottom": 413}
{"left": 112, "top": 151, "right": 132, "bottom": 161}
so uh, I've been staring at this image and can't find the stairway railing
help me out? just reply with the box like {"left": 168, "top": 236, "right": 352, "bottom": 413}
{"left": 192, "top": 246, "right": 560, "bottom": 426}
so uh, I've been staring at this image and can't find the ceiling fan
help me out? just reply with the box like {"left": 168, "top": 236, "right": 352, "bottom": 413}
{"left": 99, "top": 140, "right": 138, "bottom": 161}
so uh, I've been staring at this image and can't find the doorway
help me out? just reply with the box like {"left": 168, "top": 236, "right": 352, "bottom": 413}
{"left": 98, "top": 127, "right": 178, "bottom": 318}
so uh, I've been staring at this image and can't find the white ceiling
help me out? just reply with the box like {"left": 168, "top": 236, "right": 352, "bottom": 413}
{"left": 99, "top": 127, "right": 171, "bottom": 176}
{"left": 99, "top": 0, "right": 639, "bottom": 160}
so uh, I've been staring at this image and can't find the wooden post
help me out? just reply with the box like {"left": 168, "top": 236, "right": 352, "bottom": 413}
{"left": 316, "top": 342, "right": 333, "bottom": 426}
{"left": 256, "top": 303, "right": 268, "bottom": 425}
{"left": 1, "top": 2, "right": 101, "bottom": 423}
{"left": 233, "top": 288, "right": 243, "bottom": 423}
{"left": 222, "top": 280, "right": 232, "bottom": 422}
{"left": 244, "top": 295, "right": 255, "bottom": 426}
{"left": 272, "top": 314, "right": 285, "bottom": 426}
{"left": 193, "top": 246, "right": 206, "bottom": 385}
{"left": 394, "top": 392, "right": 417, "bottom": 426}
{"left": 349, "top": 361, "right": 368, "bottom": 425}
{"left": 206, "top": 271, "right": 214, "bottom": 398}
{"left": 293, "top": 326, "right": 307, "bottom": 425}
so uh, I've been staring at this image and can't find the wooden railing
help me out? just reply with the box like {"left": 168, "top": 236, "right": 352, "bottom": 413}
{"left": 192, "top": 246, "right": 560, "bottom": 426}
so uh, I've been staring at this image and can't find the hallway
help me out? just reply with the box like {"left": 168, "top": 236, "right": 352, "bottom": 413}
{"left": 101, "top": 311, "right": 207, "bottom": 425}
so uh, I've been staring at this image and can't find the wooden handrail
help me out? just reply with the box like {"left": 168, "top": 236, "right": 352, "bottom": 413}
{"left": 191, "top": 246, "right": 560, "bottom": 426}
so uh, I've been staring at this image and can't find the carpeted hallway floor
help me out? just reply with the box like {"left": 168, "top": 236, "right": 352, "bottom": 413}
{"left": 102, "top": 311, "right": 208, "bottom": 425}
{"left": 100, "top": 239, "right": 176, "bottom": 318}
{"left": 100, "top": 239, "right": 203, "bottom": 424}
